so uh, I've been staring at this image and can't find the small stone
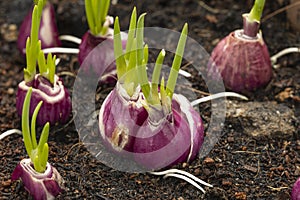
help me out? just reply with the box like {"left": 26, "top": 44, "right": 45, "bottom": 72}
{"left": 1, "top": 180, "right": 11, "bottom": 187}
{"left": 203, "top": 157, "right": 215, "bottom": 165}
{"left": 7, "top": 88, "right": 14, "bottom": 95}
{"left": 227, "top": 136, "right": 234, "bottom": 143}
{"left": 222, "top": 180, "right": 232, "bottom": 186}
{"left": 235, "top": 192, "right": 247, "bottom": 200}
{"left": 203, "top": 168, "right": 211, "bottom": 176}
{"left": 194, "top": 168, "right": 201, "bottom": 176}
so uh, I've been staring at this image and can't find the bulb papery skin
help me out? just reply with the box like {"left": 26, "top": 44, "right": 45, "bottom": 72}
{"left": 99, "top": 82, "right": 204, "bottom": 171}
{"left": 207, "top": 29, "right": 272, "bottom": 93}
{"left": 292, "top": 177, "right": 300, "bottom": 200}
{"left": 17, "top": 2, "right": 61, "bottom": 56}
{"left": 11, "top": 158, "right": 64, "bottom": 200}
{"left": 78, "top": 28, "right": 127, "bottom": 84}
{"left": 16, "top": 74, "right": 71, "bottom": 126}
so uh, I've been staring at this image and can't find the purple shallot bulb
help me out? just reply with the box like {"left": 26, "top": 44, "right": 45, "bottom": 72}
{"left": 207, "top": 0, "right": 272, "bottom": 93}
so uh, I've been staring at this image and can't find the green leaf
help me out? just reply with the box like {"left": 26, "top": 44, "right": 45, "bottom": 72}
{"left": 38, "top": 50, "right": 47, "bottom": 75}
{"left": 33, "top": 155, "right": 42, "bottom": 173}
{"left": 166, "top": 23, "right": 188, "bottom": 99}
{"left": 22, "top": 88, "right": 33, "bottom": 159}
{"left": 101, "top": 0, "right": 110, "bottom": 25}
{"left": 114, "top": 17, "right": 126, "bottom": 79}
{"left": 24, "top": 0, "right": 44, "bottom": 82}
{"left": 85, "top": 0, "right": 111, "bottom": 36}
{"left": 136, "top": 13, "right": 146, "bottom": 66}
{"left": 40, "top": 143, "right": 49, "bottom": 172}
{"left": 249, "top": 0, "right": 265, "bottom": 22}
{"left": 150, "top": 49, "right": 166, "bottom": 104}
{"left": 136, "top": 14, "right": 150, "bottom": 100}
{"left": 125, "top": 7, "right": 137, "bottom": 60}
{"left": 31, "top": 101, "right": 43, "bottom": 149}
{"left": 37, "top": 122, "right": 49, "bottom": 161}
{"left": 85, "top": 0, "right": 96, "bottom": 35}
{"left": 49, "top": 54, "right": 56, "bottom": 84}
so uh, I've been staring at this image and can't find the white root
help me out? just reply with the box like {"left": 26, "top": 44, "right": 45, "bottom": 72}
{"left": 42, "top": 47, "right": 79, "bottom": 54}
{"left": 178, "top": 69, "right": 191, "bottom": 78}
{"left": 0, "top": 129, "right": 22, "bottom": 141}
{"left": 191, "top": 92, "right": 248, "bottom": 107}
{"left": 271, "top": 47, "right": 300, "bottom": 69}
{"left": 58, "top": 35, "right": 82, "bottom": 44}
{"left": 149, "top": 168, "right": 213, "bottom": 193}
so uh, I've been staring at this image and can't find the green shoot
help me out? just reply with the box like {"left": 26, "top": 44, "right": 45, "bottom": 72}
{"left": 24, "top": 0, "right": 56, "bottom": 85}
{"left": 248, "top": 0, "right": 265, "bottom": 22}
{"left": 114, "top": 9, "right": 149, "bottom": 97}
{"left": 22, "top": 87, "right": 50, "bottom": 173}
{"left": 150, "top": 49, "right": 166, "bottom": 105}
{"left": 114, "top": 17, "right": 126, "bottom": 80}
{"left": 38, "top": 51, "right": 57, "bottom": 84}
{"left": 124, "top": 7, "right": 137, "bottom": 60}
{"left": 34, "top": 0, "right": 46, "bottom": 6}
{"left": 85, "top": 0, "right": 111, "bottom": 36}
{"left": 136, "top": 14, "right": 150, "bottom": 100}
{"left": 24, "top": 0, "right": 44, "bottom": 82}
{"left": 113, "top": 8, "right": 188, "bottom": 111}
{"left": 166, "top": 23, "right": 188, "bottom": 99}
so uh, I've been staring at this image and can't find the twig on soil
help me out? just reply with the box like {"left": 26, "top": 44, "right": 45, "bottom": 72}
{"left": 198, "top": 1, "right": 227, "bottom": 14}
{"left": 0, "top": 129, "right": 22, "bottom": 140}
{"left": 65, "top": 142, "right": 84, "bottom": 160}
{"left": 267, "top": 186, "right": 289, "bottom": 191}
{"left": 233, "top": 151, "right": 261, "bottom": 155}
{"left": 261, "top": 1, "right": 300, "bottom": 23}
{"left": 52, "top": 111, "right": 77, "bottom": 135}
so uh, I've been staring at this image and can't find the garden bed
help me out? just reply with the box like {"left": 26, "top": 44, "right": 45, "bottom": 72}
{"left": 0, "top": 0, "right": 299, "bottom": 199}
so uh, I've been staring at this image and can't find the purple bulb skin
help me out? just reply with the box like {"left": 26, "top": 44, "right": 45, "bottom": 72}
{"left": 207, "top": 30, "right": 272, "bottom": 93}
{"left": 78, "top": 29, "right": 127, "bottom": 84}
{"left": 11, "top": 158, "right": 64, "bottom": 200}
{"left": 99, "top": 83, "right": 204, "bottom": 170}
{"left": 292, "top": 177, "right": 300, "bottom": 200}
{"left": 17, "top": 2, "right": 61, "bottom": 56}
{"left": 16, "top": 74, "right": 71, "bottom": 126}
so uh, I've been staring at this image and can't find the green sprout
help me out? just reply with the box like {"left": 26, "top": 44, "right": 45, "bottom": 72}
{"left": 24, "top": 1, "right": 43, "bottom": 82}
{"left": 248, "top": 0, "right": 265, "bottom": 22}
{"left": 22, "top": 87, "right": 49, "bottom": 173}
{"left": 34, "top": 0, "right": 46, "bottom": 6}
{"left": 114, "top": 7, "right": 188, "bottom": 111}
{"left": 38, "top": 51, "right": 56, "bottom": 84}
{"left": 24, "top": 0, "right": 57, "bottom": 85}
{"left": 85, "top": 0, "right": 111, "bottom": 36}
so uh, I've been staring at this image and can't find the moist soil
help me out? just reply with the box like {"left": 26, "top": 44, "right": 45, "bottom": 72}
{"left": 0, "top": 0, "right": 300, "bottom": 199}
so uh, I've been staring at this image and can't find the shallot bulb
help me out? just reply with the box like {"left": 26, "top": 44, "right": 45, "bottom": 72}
{"left": 79, "top": 0, "right": 128, "bottom": 83}
{"left": 16, "top": 75, "right": 71, "bottom": 126}
{"left": 99, "top": 82, "right": 204, "bottom": 170}
{"left": 17, "top": 1, "right": 71, "bottom": 126}
{"left": 98, "top": 9, "right": 204, "bottom": 171}
{"left": 292, "top": 177, "right": 300, "bottom": 200}
{"left": 11, "top": 159, "right": 64, "bottom": 200}
{"left": 207, "top": 0, "right": 272, "bottom": 93}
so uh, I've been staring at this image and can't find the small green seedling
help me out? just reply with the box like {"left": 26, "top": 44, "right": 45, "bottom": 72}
{"left": 22, "top": 87, "right": 49, "bottom": 173}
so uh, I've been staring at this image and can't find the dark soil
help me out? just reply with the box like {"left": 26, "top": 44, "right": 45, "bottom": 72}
{"left": 0, "top": 0, "right": 300, "bottom": 199}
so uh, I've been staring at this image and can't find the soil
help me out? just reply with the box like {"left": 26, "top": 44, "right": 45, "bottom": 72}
{"left": 0, "top": 0, "right": 299, "bottom": 199}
